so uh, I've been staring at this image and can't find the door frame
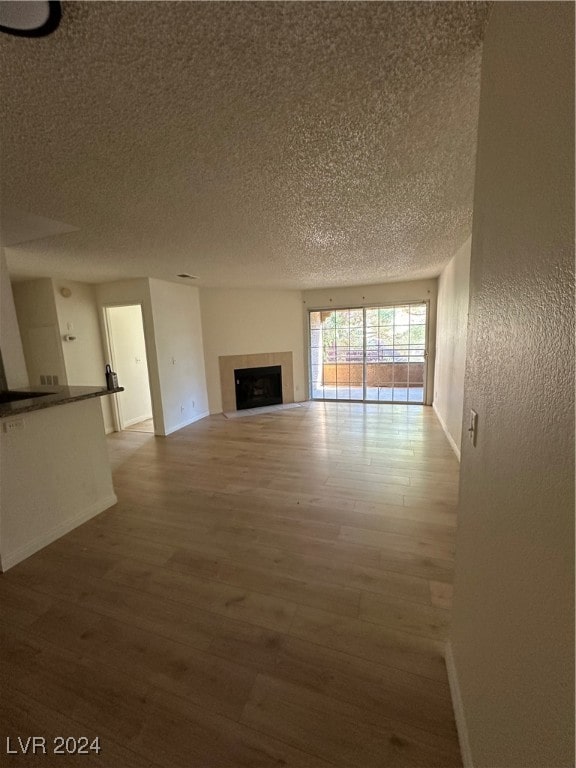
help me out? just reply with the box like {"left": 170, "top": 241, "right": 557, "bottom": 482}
{"left": 102, "top": 302, "right": 155, "bottom": 432}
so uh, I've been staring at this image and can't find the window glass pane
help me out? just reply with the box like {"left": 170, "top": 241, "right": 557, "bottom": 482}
{"left": 321, "top": 311, "right": 335, "bottom": 328}
{"left": 394, "top": 306, "right": 410, "bottom": 325}
{"left": 324, "top": 340, "right": 337, "bottom": 364}
{"left": 310, "top": 329, "right": 321, "bottom": 348}
{"left": 335, "top": 331, "right": 350, "bottom": 351}
{"left": 378, "top": 386, "right": 390, "bottom": 402}
{"left": 366, "top": 308, "right": 378, "bottom": 326}
{"left": 377, "top": 326, "right": 394, "bottom": 347}
{"left": 393, "top": 346, "right": 410, "bottom": 362}
{"left": 335, "top": 309, "right": 350, "bottom": 327}
{"left": 323, "top": 327, "right": 336, "bottom": 347}
{"left": 409, "top": 324, "right": 425, "bottom": 344}
{"left": 336, "top": 387, "right": 351, "bottom": 400}
{"left": 410, "top": 304, "right": 426, "bottom": 320}
{"left": 350, "top": 328, "right": 363, "bottom": 348}
{"left": 349, "top": 308, "right": 363, "bottom": 326}
{"left": 393, "top": 326, "right": 410, "bottom": 346}
{"left": 407, "top": 362, "right": 424, "bottom": 385}
{"left": 310, "top": 312, "right": 321, "bottom": 330}
{"left": 379, "top": 307, "right": 394, "bottom": 325}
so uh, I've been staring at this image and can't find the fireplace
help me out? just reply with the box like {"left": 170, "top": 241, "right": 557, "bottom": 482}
{"left": 219, "top": 352, "right": 293, "bottom": 413}
{"left": 234, "top": 365, "right": 283, "bottom": 410}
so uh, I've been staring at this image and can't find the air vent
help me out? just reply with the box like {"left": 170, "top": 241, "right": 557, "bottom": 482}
{"left": 177, "top": 273, "right": 199, "bottom": 280}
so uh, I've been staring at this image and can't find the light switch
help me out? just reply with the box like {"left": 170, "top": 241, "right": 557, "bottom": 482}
{"left": 468, "top": 409, "right": 478, "bottom": 446}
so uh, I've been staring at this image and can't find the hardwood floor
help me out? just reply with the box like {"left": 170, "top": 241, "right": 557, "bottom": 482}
{"left": 0, "top": 401, "right": 461, "bottom": 767}
{"left": 123, "top": 418, "right": 155, "bottom": 433}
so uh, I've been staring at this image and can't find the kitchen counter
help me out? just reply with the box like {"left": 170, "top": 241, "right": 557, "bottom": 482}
{"left": 0, "top": 385, "right": 124, "bottom": 418}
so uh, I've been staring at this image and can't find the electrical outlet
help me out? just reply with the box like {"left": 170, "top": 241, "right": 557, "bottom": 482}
{"left": 4, "top": 419, "right": 24, "bottom": 433}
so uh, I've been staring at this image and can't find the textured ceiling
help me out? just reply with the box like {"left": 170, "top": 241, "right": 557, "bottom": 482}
{"left": 0, "top": 1, "right": 491, "bottom": 288}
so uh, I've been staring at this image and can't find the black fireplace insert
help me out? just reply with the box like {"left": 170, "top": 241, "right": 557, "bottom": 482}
{"left": 234, "top": 365, "right": 282, "bottom": 410}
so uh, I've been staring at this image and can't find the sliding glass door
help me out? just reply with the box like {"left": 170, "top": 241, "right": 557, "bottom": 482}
{"left": 309, "top": 303, "right": 427, "bottom": 404}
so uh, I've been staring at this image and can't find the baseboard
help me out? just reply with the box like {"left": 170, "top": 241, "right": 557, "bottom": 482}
{"left": 446, "top": 641, "right": 474, "bottom": 768}
{"left": 433, "top": 402, "right": 461, "bottom": 461}
{"left": 0, "top": 493, "right": 117, "bottom": 572}
{"left": 163, "top": 411, "right": 210, "bottom": 436}
{"left": 122, "top": 414, "right": 153, "bottom": 428}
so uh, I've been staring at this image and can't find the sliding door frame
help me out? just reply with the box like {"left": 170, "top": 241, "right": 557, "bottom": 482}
{"left": 307, "top": 300, "right": 430, "bottom": 405}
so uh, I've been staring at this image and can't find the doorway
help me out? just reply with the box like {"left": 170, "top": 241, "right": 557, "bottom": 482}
{"left": 309, "top": 303, "right": 428, "bottom": 403}
{"left": 104, "top": 304, "right": 154, "bottom": 433}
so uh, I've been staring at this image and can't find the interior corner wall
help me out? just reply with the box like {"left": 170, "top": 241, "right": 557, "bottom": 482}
{"left": 200, "top": 288, "right": 306, "bottom": 414}
{"left": 302, "top": 279, "right": 438, "bottom": 405}
{"left": 148, "top": 279, "right": 209, "bottom": 433}
{"left": 0, "top": 249, "right": 28, "bottom": 388}
{"left": 12, "top": 277, "right": 68, "bottom": 388}
{"left": 433, "top": 237, "right": 471, "bottom": 458}
{"left": 450, "top": 4, "right": 574, "bottom": 768}
{"left": 53, "top": 280, "right": 114, "bottom": 433}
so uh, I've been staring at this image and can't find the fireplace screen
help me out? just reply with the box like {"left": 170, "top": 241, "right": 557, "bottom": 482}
{"left": 234, "top": 365, "right": 283, "bottom": 410}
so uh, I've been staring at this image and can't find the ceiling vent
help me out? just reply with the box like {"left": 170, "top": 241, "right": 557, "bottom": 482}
{"left": 177, "top": 273, "right": 199, "bottom": 280}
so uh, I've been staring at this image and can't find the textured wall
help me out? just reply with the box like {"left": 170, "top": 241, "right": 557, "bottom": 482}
{"left": 12, "top": 278, "right": 68, "bottom": 387}
{"left": 451, "top": 4, "right": 574, "bottom": 767}
{"left": 0, "top": 249, "right": 28, "bottom": 388}
{"left": 53, "top": 279, "right": 114, "bottom": 432}
{"left": 200, "top": 289, "right": 306, "bottom": 414}
{"left": 433, "top": 237, "right": 471, "bottom": 457}
{"left": 148, "top": 279, "right": 209, "bottom": 433}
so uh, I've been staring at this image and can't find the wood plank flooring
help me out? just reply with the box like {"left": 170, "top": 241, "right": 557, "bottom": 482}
{"left": 0, "top": 401, "right": 461, "bottom": 768}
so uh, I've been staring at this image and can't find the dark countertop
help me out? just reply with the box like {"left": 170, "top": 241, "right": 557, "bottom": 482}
{"left": 0, "top": 385, "right": 124, "bottom": 418}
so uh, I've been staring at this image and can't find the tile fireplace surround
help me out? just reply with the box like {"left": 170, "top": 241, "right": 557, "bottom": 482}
{"left": 218, "top": 352, "right": 294, "bottom": 413}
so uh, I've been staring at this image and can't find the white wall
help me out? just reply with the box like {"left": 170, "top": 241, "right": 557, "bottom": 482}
{"left": 0, "top": 248, "right": 28, "bottom": 388}
{"left": 12, "top": 277, "right": 67, "bottom": 387}
{"left": 53, "top": 279, "right": 114, "bottom": 433}
{"left": 302, "top": 279, "right": 438, "bottom": 405}
{"left": 433, "top": 237, "right": 471, "bottom": 458}
{"left": 106, "top": 305, "right": 152, "bottom": 428}
{"left": 0, "top": 397, "right": 116, "bottom": 571}
{"left": 148, "top": 279, "right": 209, "bottom": 433}
{"left": 200, "top": 288, "right": 306, "bottom": 414}
{"left": 97, "top": 278, "right": 209, "bottom": 435}
{"left": 449, "top": 5, "right": 574, "bottom": 768}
